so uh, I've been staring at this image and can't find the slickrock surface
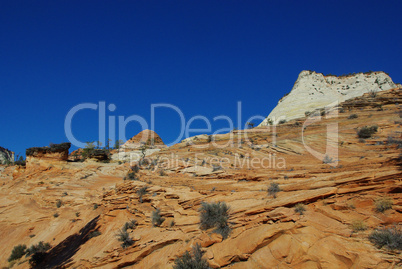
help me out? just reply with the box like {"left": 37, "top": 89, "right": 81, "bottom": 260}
{"left": 260, "top": 71, "right": 398, "bottom": 125}
{"left": 0, "top": 89, "right": 401, "bottom": 268}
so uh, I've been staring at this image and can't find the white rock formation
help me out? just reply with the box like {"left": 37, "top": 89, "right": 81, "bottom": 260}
{"left": 0, "top": 147, "right": 14, "bottom": 164}
{"left": 259, "top": 71, "right": 398, "bottom": 125}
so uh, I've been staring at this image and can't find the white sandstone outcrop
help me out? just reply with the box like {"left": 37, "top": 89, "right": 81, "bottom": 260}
{"left": 0, "top": 147, "right": 14, "bottom": 164}
{"left": 259, "top": 71, "right": 398, "bottom": 125}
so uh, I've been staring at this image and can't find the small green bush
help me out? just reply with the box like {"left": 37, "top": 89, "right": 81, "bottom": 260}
{"left": 348, "top": 114, "right": 358, "bottom": 119}
{"left": 56, "top": 200, "right": 62, "bottom": 208}
{"left": 137, "top": 186, "right": 148, "bottom": 203}
{"left": 369, "top": 227, "right": 402, "bottom": 250}
{"left": 294, "top": 203, "right": 306, "bottom": 215}
{"left": 8, "top": 244, "right": 27, "bottom": 262}
{"left": 151, "top": 208, "right": 165, "bottom": 227}
{"left": 93, "top": 203, "right": 98, "bottom": 210}
{"left": 53, "top": 213, "right": 59, "bottom": 218}
{"left": 123, "top": 219, "right": 137, "bottom": 231}
{"left": 116, "top": 229, "right": 134, "bottom": 248}
{"left": 351, "top": 220, "right": 367, "bottom": 232}
{"left": 357, "top": 125, "right": 378, "bottom": 139}
{"left": 375, "top": 197, "right": 393, "bottom": 212}
{"left": 173, "top": 243, "right": 210, "bottom": 269}
{"left": 323, "top": 155, "right": 334, "bottom": 164}
{"left": 268, "top": 182, "right": 280, "bottom": 198}
{"left": 26, "top": 241, "right": 51, "bottom": 266}
{"left": 88, "top": 230, "right": 101, "bottom": 239}
{"left": 199, "top": 202, "right": 230, "bottom": 239}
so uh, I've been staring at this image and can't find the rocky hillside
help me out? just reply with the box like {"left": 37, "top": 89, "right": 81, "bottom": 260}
{"left": 260, "top": 71, "right": 399, "bottom": 125}
{"left": 0, "top": 88, "right": 401, "bottom": 268}
{"left": 0, "top": 146, "right": 14, "bottom": 164}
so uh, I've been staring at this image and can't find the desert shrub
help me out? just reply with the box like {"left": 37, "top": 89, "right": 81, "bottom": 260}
{"left": 368, "top": 90, "right": 377, "bottom": 98}
{"left": 212, "top": 165, "right": 222, "bottom": 172}
{"left": 278, "top": 119, "right": 287, "bottom": 124}
{"left": 386, "top": 136, "right": 402, "bottom": 148}
{"left": 351, "top": 220, "right": 367, "bottom": 232}
{"left": 369, "top": 226, "right": 402, "bottom": 250}
{"left": 375, "top": 197, "right": 393, "bottom": 212}
{"left": 75, "top": 212, "right": 80, "bottom": 217}
{"left": 173, "top": 243, "right": 210, "bottom": 269}
{"left": 53, "top": 213, "right": 59, "bottom": 218}
{"left": 93, "top": 203, "right": 98, "bottom": 210}
{"left": 348, "top": 114, "right": 358, "bottom": 119}
{"left": 8, "top": 244, "right": 27, "bottom": 262}
{"left": 268, "top": 182, "right": 280, "bottom": 198}
{"left": 357, "top": 125, "right": 378, "bottom": 139}
{"left": 137, "top": 186, "right": 148, "bottom": 203}
{"left": 88, "top": 230, "right": 101, "bottom": 238}
{"left": 56, "top": 199, "right": 62, "bottom": 208}
{"left": 116, "top": 229, "right": 134, "bottom": 248}
{"left": 322, "top": 155, "right": 334, "bottom": 164}
{"left": 26, "top": 241, "right": 51, "bottom": 266}
{"left": 123, "top": 219, "right": 137, "bottom": 231}
{"left": 294, "top": 203, "right": 306, "bottom": 215}
{"left": 159, "top": 169, "right": 167, "bottom": 176}
{"left": 151, "top": 208, "right": 165, "bottom": 227}
{"left": 124, "top": 171, "right": 139, "bottom": 181}
{"left": 199, "top": 202, "right": 230, "bottom": 239}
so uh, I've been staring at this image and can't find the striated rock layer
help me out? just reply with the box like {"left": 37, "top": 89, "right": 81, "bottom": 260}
{"left": 26, "top": 142, "right": 71, "bottom": 168}
{"left": 259, "top": 70, "right": 398, "bottom": 125}
{"left": 0, "top": 89, "right": 401, "bottom": 269}
{"left": 0, "top": 146, "right": 14, "bottom": 164}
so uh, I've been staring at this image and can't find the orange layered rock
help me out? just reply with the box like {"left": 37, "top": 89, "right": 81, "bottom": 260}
{"left": 25, "top": 142, "right": 71, "bottom": 169}
{"left": 0, "top": 88, "right": 401, "bottom": 269}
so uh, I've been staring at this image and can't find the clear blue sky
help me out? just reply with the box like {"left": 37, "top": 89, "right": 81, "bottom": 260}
{"left": 1, "top": 0, "right": 401, "bottom": 157}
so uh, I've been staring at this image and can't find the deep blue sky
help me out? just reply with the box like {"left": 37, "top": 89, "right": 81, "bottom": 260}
{"left": 1, "top": 1, "right": 401, "bottom": 157}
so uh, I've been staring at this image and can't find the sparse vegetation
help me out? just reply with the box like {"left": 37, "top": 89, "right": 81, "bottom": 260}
{"left": 56, "top": 199, "right": 62, "bottom": 208}
{"left": 348, "top": 114, "right": 358, "bottom": 119}
{"left": 199, "top": 202, "right": 231, "bottom": 239}
{"left": 151, "top": 208, "right": 165, "bottom": 227}
{"left": 173, "top": 243, "right": 210, "bottom": 269}
{"left": 159, "top": 169, "right": 167, "bottom": 176}
{"left": 294, "top": 203, "right": 306, "bottom": 215}
{"left": 268, "top": 182, "right": 280, "bottom": 198}
{"left": 369, "top": 226, "right": 402, "bottom": 250}
{"left": 386, "top": 136, "right": 402, "bottom": 148}
{"left": 88, "top": 230, "right": 101, "bottom": 238}
{"left": 351, "top": 220, "right": 367, "bottom": 232}
{"left": 8, "top": 244, "right": 27, "bottom": 262}
{"left": 375, "top": 197, "right": 393, "bottom": 212}
{"left": 278, "top": 119, "right": 287, "bottom": 124}
{"left": 123, "top": 219, "right": 137, "bottom": 231}
{"left": 93, "top": 203, "right": 99, "bottom": 210}
{"left": 53, "top": 213, "right": 59, "bottom": 218}
{"left": 116, "top": 229, "right": 134, "bottom": 248}
{"left": 322, "top": 155, "right": 334, "bottom": 164}
{"left": 26, "top": 241, "right": 51, "bottom": 266}
{"left": 124, "top": 171, "right": 139, "bottom": 181}
{"left": 357, "top": 125, "right": 378, "bottom": 139}
{"left": 137, "top": 186, "right": 148, "bottom": 203}
{"left": 212, "top": 165, "right": 222, "bottom": 172}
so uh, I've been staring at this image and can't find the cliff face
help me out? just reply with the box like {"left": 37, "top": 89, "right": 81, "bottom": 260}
{"left": 259, "top": 71, "right": 398, "bottom": 125}
{"left": 26, "top": 142, "right": 71, "bottom": 168}
{"left": 0, "top": 147, "right": 14, "bottom": 164}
